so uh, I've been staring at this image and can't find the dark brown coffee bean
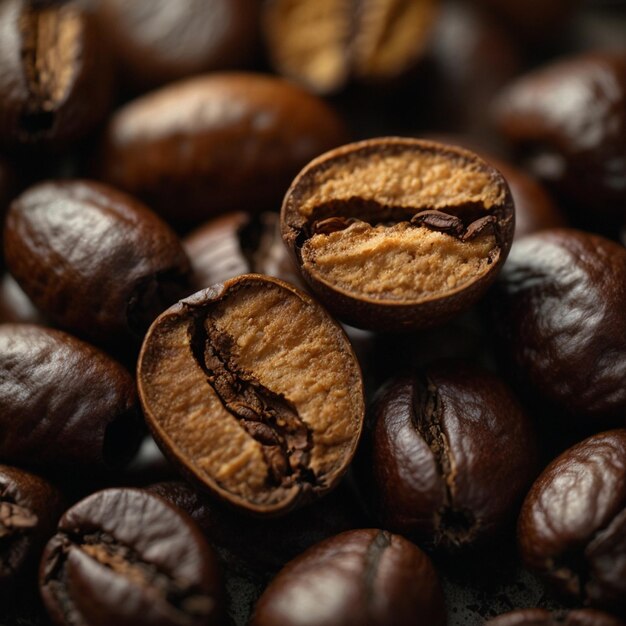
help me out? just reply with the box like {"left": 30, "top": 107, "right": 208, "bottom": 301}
{"left": 96, "top": 0, "right": 259, "bottom": 90}
{"left": 281, "top": 137, "right": 515, "bottom": 331}
{"left": 492, "top": 228, "right": 626, "bottom": 424}
{"left": 0, "top": 324, "right": 142, "bottom": 469}
{"left": 262, "top": 0, "right": 439, "bottom": 95}
{"left": 486, "top": 608, "right": 626, "bottom": 626}
{"left": 39, "top": 488, "right": 224, "bottom": 626}
{"left": 4, "top": 180, "right": 190, "bottom": 346}
{"left": 518, "top": 429, "right": 626, "bottom": 613}
{"left": 0, "top": 0, "right": 113, "bottom": 151}
{"left": 97, "top": 73, "right": 348, "bottom": 225}
{"left": 0, "top": 464, "right": 63, "bottom": 590}
{"left": 250, "top": 528, "right": 446, "bottom": 626}
{"left": 493, "top": 52, "right": 626, "bottom": 215}
{"left": 184, "top": 212, "right": 304, "bottom": 291}
{"left": 150, "top": 479, "right": 365, "bottom": 577}
{"left": 366, "top": 360, "right": 537, "bottom": 549}
{"left": 138, "top": 275, "right": 364, "bottom": 516}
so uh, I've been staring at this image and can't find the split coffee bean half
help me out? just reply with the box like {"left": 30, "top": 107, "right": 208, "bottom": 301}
{"left": 39, "top": 488, "right": 224, "bottom": 626}
{"left": 138, "top": 275, "right": 365, "bottom": 516}
{"left": 281, "top": 137, "right": 515, "bottom": 331}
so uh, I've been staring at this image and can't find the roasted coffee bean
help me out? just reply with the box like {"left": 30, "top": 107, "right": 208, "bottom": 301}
{"left": 184, "top": 212, "right": 304, "bottom": 291}
{"left": 96, "top": 0, "right": 259, "bottom": 90}
{"left": 0, "top": 272, "right": 44, "bottom": 325}
{"left": 492, "top": 228, "right": 626, "bottom": 424}
{"left": 281, "top": 137, "right": 515, "bottom": 331}
{"left": 518, "top": 429, "right": 626, "bottom": 613}
{"left": 262, "top": 0, "right": 438, "bottom": 95}
{"left": 0, "top": 0, "right": 113, "bottom": 151}
{"left": 39, "top": 488, "right": 224, "bottom": 626}
{"left": 97, "top": 73, "right": 348, "bottom": 225}
{"left": 493, "top": 52, "right": 626, "bottom": 215}
{"left": 250, "top": 528, "right": 446, "bottom": 626}
{"left": 138, "top": 274, "right": 364, "bottom": 516}
{"left": 0, "top": 464, "right": 63, "bottom": 590}
{"left": 150, "top": 479, "right": 364, "bottom": 577}
{"left": 0, "top": 324, "right": 142, "bottom": 469}
{"left": 366, "top": 360, "right": 537, "bottom": 549}
{"left": 4, "top": 180, "right": 190, "bottom": 346}
{"left": 486, "top": 608, "right": 626, "bottom": 626}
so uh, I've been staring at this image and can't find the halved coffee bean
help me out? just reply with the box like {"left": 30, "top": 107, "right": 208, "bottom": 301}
{"left": 281, "top": 137, "right": 515, "bottom": 330}
{"left": 137, "top": 275, "right": 365, "bottom": 516}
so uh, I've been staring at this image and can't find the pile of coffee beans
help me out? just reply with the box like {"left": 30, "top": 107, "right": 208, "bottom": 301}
{"left": 0, "top": 1, "right": 625, "bottom": 625}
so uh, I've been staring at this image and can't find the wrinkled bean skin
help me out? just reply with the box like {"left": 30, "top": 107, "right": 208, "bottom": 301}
{"left": 4, "top": 180, "right": 191, "bottom": 346}
{"left": 493, "top": 53, "right": 626, "bottom": 215}
{"left": 367, "top": 360, "right": 538, "bottom": 549}
{"left": 0, "top": 324, "right": 143, "bottom": 469}
{"left": 486, "top": 608, "right": 626, "bottom": 626}
{"left": 0, "top": 464, "right": 63, "bottom": 590}
{"left": 492, "top": 229, "right": 626, "bottom": 424}
{"left": 96, "top": 0, "right": 259, "bottom": 90}
{"left": 518, "top": 429, "right": 626, "bottom": 613}
{"left": 250, "top": 529, "right": 446, "bottom": 626}
{"left": 39, "top": 488, "right": 224, "bottom": 626}
{"left": 97, "top": 73, "right": 348, "bottom": 225}
{"left": 0, "top": 0, "right": 113, "bottom": 151}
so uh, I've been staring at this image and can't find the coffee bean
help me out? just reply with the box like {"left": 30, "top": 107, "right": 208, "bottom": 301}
{"left": 0, "top": 0, "right": 113, "bottom": 151}
{"left": 0, "top": 464, "right": 63, "bottom": 590}
{"left": 138, "top": 274, "right": 364, "bottom": 515}
{"left": 492, "top": 228, "right": 626, "bottom": 424}
{"left": 518, "top": 429, "right": 626, "bottom": 613}
{"left": 184, "top": 212, "right": 304, "bottom": 291}
{"left": 0, "top": 324, "right": 143, "bottom": 469}
{"left": 4, "top": 180, "right": 190, "bottom": 346}
{"left": 493, "top": 52, "right": 626, "bottom": 215}
{"left": 150, "top": 479, "right": 365, "bottom": 577}
{"left": 96, "top": 0, "right": 259, "bottom": 90}
{"left": 262, "top": 0, "right": 438, "bottom": 94}
{"left": 281, "top": 137, "right": 515, "bottom": 331}
{"left": 486, "top": 608, "right": 626, "bottom": 626}
{"left": 365, "top": 360, "right": 538, "bottom": 549}
{"left": 97, "top": 73, "right": 348, "bottom": 225}
{"left": 250, "top": 528, "right": 446, "bottom": 626}
{"left": 39, "top": 488, "right": 224, "bottom": 626}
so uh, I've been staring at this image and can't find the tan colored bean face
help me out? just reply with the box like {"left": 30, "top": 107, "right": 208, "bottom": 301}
{"left": 138, "top": 274, "right": 364, "bottom": 516}
{"left": 281, "top": 137, "right": 515, "bottom": 331}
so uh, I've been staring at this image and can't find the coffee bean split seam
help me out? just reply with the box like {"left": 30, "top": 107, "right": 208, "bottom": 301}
{"left": 19, "top": 5, "right": 76, "bottom": 136}
{"left": 43, "top": 530, "right": 214, "bottom": 619}
{"left": 361, "top": 529, "right": 392, "bottom": 604}
{"left": 414, "top": 379, "right": 477, "bottom": 546}
{"left": 188, "top": 306, "right": 317, "bottom": 490}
